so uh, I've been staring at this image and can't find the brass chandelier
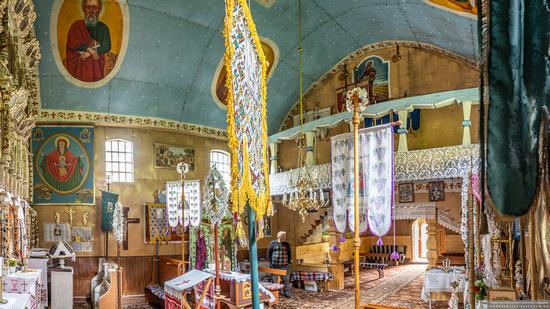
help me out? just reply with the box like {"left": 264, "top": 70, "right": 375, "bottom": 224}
{"left": 281, "top": 0, "right": 328, "bottom": 222}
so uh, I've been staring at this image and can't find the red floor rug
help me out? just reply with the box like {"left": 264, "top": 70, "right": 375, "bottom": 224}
{"left": 275, "top": 264, "right": 429, "bottom": 309}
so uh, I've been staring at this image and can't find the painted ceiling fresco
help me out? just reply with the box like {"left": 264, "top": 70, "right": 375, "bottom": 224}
{"left": 34, "top": 0, "right": 478, "bottom": 133}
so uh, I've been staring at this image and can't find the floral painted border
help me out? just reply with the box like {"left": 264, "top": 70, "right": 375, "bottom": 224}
{"left": 37, "top": 109, "right": 228, "bottom": 139}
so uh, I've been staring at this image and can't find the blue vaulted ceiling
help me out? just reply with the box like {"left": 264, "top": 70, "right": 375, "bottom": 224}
{"left": 34, "top": 0, "right": 478, "bottom": 133}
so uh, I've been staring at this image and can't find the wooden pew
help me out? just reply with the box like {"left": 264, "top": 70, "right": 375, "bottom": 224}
{"left": 258, "top": 266, "right": 286, "bottom": 306}
{"left": 145, "top": 257, "right": 183, "bottom": 308}
{"left": 98, "top": 266, "right": 122, "bottom": 309}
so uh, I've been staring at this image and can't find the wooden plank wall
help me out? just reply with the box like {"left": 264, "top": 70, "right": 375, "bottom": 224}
{"left": 69, "top": 255, "right": 180, "bottom": 301}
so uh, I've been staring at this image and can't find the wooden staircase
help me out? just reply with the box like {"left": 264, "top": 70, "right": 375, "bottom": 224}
{"left": 298, "top": 208, "right": 329, "bottom": 244}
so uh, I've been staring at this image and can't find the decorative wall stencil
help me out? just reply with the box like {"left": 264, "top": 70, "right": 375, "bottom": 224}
{"left": 38, "top": 110, "right": 228, "bottom": 140}
{"left": 165, "top": 180, "right": 201, "bottom": 228}
{"left": 398, "top": 183, "right": 414, "bottom": 203}
{"left": 72, "top": 226, "right": 92, "bottom": 252}
{"left": 50, "top": 0, "right": 130, "bottom": 87}
{"left": 224, "top": 0, "right": 271, "bottom": 219}
{"left": 337, "top": 56, "right": 389, "bottom": 112}
{"left": 32, "top": 126, "right": 94, "bottom": 205}
{"left": 154, "top": 143, "right": 195, "bottom": 170}
{"left": 428, "top": 181, "right": 445, "bottom": 201}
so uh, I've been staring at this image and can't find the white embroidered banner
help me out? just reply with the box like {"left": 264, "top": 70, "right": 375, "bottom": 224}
{"left": 166, "top": 180, "right": 201, "bottom": 228}
{"left": 330, "top": 124, "right": 394, "bottom": 235}
{"left": 362, "top": 125, "right": 394, "bottom": 240}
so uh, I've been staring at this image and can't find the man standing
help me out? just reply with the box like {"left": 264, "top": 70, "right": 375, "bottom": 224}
{"left": 267, "top": 231, "right": 292, "bottom": 297}
{"left": 65, "top": 0, "right": 112, "bottom": 82}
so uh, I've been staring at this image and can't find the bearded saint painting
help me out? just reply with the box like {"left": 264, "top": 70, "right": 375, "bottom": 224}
{"left": 39, "top": 136, "right": 85, "bottom": 193}
{"left": 54, "top": 0, "right": 127, "bottom": 85}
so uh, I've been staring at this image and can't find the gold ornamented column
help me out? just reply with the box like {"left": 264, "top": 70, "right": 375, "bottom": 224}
{"left": 426, "top": 208, "right": 438, "bottom": 269}
{"left": 462, "top": 101, "right": 472, "bottom": 145}
{"left": 397, "top": 110, "right": 409, "bottom": 152}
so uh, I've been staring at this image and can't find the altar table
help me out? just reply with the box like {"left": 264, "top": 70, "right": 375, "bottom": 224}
{"left": 421, "top": 267, "right": 466, "bottom": 309}
{"left": 5, "top": 270, "right": 44, "bottom": 309}
{"left": 0, "top": 293, "right": 31, "bottom": 309}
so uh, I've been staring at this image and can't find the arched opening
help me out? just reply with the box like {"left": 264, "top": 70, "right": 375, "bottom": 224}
{"left": 412, "top": 218, "right": 429, "bottom": 263}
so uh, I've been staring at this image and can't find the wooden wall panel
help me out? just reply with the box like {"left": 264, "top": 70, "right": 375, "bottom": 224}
{"left": 69, "top": 255, "right": 180, "bottom": 299}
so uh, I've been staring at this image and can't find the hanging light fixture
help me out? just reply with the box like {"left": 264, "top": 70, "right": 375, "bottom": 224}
{"left": 281, "top": 0, "right": 328, "bottom": 222}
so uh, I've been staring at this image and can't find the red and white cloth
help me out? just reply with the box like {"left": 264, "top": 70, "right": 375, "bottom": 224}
{"left": 4, "top": 270, "right": 44, "bottom": 309}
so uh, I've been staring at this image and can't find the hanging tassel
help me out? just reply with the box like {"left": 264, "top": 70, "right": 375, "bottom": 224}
{"left": 376, "top": 237, "right": 383, "bottom": 246}
{"left": 330, "top": 244, "right": 339, "bottom": 251}
{"left": 340, "top": 235, "right": 346, "bottom": 243}
{"left": 390, "top": 251, "right": 400, "bottom": 260}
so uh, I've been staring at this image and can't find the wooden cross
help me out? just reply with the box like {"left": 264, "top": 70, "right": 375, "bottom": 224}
{"left": 123, "top": 207, "right": 140, "bottom": 250}
{"left": 65, "top": 207, "right": 76, "bottom": 226}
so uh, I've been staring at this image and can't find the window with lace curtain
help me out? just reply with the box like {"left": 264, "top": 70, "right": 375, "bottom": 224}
{"left": 210, "top": 150, "right": 231, "bottom": 188}
{"left": 105, "top": 139, "right": 134, "bottom": 182}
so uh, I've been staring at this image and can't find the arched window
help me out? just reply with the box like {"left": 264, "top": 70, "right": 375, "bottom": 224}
{"left": 210, "top": 150, "right": 231, "bottom": 188}
{"left": 106, "top": 139, "right": 134, "bottom": 183}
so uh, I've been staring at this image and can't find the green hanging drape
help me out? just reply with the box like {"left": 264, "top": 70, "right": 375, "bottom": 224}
{"left": 485, "top": 0, "right": 550, "bottom": 216}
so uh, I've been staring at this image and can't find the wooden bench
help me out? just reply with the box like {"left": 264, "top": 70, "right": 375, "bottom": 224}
{"left": 358, "top": 262, "right": 387, "bottom": 279}
{"left": 258, "top": 266, "right": 286, "bottom": 306}
{"left": 145, "top": 257, "right": 184, "bottom": 308}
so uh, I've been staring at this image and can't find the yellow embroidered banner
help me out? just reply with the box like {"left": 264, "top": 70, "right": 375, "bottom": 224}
{"left": 224, "top": 0, "right": 271, "bottom": 219}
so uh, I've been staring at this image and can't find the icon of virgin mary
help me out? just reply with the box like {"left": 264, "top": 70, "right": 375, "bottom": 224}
{"left": 39, "top": 136, "right": 84, "bottom": 193}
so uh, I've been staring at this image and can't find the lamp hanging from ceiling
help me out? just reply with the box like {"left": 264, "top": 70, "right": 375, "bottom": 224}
{"left": 281, "top": 0, "right": 328, "bottom": 222}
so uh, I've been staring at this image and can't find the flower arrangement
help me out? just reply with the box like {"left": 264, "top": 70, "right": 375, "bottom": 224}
{"left": 8, "top": 258, "right": 17, "bottom": 267}
{"left": 474, "top": 265, "right": 487, "bottom": 300}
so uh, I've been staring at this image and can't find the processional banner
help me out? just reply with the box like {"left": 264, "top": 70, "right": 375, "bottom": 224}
{"left": 32, "top": 126, "right": 94, "bottom": 205}
{"left": 485, "top": 1, "right": 550, "bottom": 216}
{"left": 331, "top": 124, "right": 394, "bottom": 238}
{"left": 224, "top": 0, "right": 271, "bottom": 219}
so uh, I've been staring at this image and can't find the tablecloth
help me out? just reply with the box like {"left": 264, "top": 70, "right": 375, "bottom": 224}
{"left": 27, "top": 259, "right": 48, "bottom": 305}
{"left": 290, "top": 271, "right": 333, "bottom": 282}
{"left": 421, "top": 267, "right": 466, "bottom": 302}
{"left": 0, "top": 293, "right": 31, "bottom": 309}
{"left": 4, "top": 270, "right": 44, "bottom": 309}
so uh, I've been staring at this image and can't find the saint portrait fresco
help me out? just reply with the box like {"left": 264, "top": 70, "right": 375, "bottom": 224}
{"left": 51, "top": 0, "right": 129, "bottom": 87}
{"left": 336, "top": 56, "right": 390, "bottom": 113}
{"left": 32, "top": 126, "right": 94, "bottom": 205}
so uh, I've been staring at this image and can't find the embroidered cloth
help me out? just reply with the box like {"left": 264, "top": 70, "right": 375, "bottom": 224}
{"left": 224, "top": 0, "right": 271, "bottom": 219}
{"left": 330, "top": 124, "right": 394, "bottom": 235}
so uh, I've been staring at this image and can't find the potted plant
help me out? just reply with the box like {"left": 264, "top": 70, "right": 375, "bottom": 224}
{"left": 8, "top": 258, "right": 17, "bottom": 274}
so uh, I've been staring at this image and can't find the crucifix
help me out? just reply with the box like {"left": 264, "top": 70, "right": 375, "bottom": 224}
{"left": 20, "top": 280, "right": 28, "bottom": 292}
{"left": 122, "top": 207, "right": 140, "bottom": 250}
{"left": 65, "top": 207, "right": 76, "bottom": 227}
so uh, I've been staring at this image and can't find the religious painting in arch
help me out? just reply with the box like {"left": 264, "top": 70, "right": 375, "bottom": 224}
{"left": 424, "top": 0, "right": 477, "bottom": 17}
{"left": 212, "top": 39, "right": 279, "bottom": 108}
{"left": 32, "top": 126, "right": 95, "bottom": 205}
{"left": 51, "top": 0, "right": 130, "bottom": 87}
{"left": 336, "top": 56, "right": 390, "bottom": 113}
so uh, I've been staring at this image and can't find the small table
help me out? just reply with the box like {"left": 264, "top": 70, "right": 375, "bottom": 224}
{"left": 0, "top": 293, "right": 31, "bottom": 309}
{"left": 5, "top": 270, "right": 44, "bottom": 309}
{"left": 421, "top": 267, "right": 466, "bottom": 309}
